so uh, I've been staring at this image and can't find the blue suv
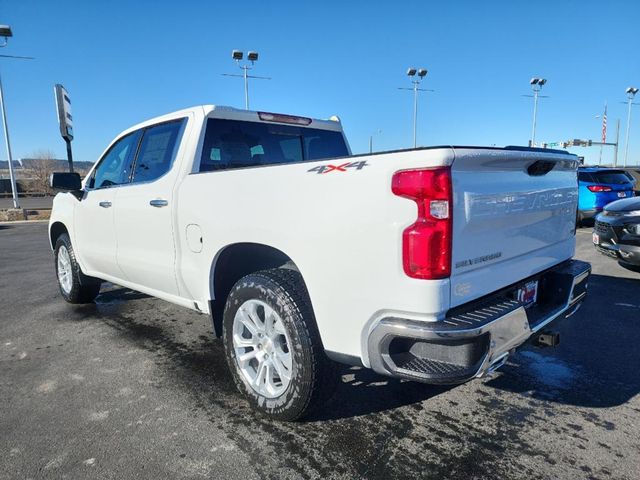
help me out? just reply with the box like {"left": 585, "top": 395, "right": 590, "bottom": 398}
{"left": 578, "top": 167, "right": 636, "bottom": 224}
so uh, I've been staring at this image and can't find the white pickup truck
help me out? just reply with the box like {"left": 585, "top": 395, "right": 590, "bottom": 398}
{"left": 49, "top": 105, "right": 590, "bottom": 420}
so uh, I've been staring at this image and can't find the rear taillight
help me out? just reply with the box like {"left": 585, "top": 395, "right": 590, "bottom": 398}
{"left": 587, "top": 185, "right": 612, "bottom": 192}
{"left": 392, "top": 167, "right": 452, "bottom": 279}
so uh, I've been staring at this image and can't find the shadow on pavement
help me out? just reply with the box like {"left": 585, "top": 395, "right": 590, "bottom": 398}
{"left": 66, "top": 271, "right": 640, "bottom": 420}
{"left": 310, "top": 367, "right": 452, "bottom": 421}
{"left": 69, "top": 287, "right": 452, "bottom": 420}
{"left": 486, "top": 273, "right": 640, "bottom": 409}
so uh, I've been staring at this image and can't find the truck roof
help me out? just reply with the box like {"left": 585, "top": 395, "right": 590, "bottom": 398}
{"left": 117, "top": 106, "right": 576, "bottom": 157}
{"left": 121, "top": 105, "right": 345, "bottom": 136}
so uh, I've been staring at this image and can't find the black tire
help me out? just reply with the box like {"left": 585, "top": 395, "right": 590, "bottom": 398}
{"left": 222, "top": 268, "right": 337, "bottom": 421}
{"left": 54, "top": 233, "right": 102, "bottom": 304}
{"left": 618, "top": 261, "right": 640, "bottom": 273}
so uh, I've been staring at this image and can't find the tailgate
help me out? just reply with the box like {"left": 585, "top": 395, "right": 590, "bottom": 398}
{"left": 449, "top": 148, "right": 578, "bottom": 307}
{"left": 595, "top": 189, "right": 633, "bottom": 207}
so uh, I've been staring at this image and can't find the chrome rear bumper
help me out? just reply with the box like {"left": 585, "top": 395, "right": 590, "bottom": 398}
{"left": 367, "top": 260, "right": 591, "bottom": 384}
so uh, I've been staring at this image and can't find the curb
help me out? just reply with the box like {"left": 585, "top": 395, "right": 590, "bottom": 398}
{"left": 0, "top": 220, "right": 49, "bottom": 226}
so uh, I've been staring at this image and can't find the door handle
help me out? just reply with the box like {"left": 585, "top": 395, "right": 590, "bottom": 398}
{"left": 98, "top": 201, "right": 112, "bottom": 208}
{"left": 149, "top": 199, "right": 168, "bottom": 208}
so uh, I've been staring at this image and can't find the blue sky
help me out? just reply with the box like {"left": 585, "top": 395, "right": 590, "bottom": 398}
{"left": 1, "top": 0, "right": 639, "bottom": 166}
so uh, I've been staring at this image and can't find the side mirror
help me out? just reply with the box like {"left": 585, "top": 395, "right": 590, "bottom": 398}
{"left": 50, "top": 172, "right": 82, "bottom": 192}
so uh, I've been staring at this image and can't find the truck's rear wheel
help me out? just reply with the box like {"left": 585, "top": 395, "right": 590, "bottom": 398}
{"left": 54, "top": 233, "right": 102, "bottom": 304}
{"left": 222, "top": 268, "right": 336, "bottom": 421}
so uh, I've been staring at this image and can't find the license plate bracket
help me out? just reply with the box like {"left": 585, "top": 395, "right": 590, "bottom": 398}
{"left": 593, "top": 233, "right": 600, "bottom": 245}
{"left": 516, "top": 280, "right": 538, "bottom": 308}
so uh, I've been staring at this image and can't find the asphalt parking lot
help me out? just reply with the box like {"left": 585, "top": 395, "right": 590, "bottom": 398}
{"left": 1, "top": 223, "right": 639, "bottom": 480}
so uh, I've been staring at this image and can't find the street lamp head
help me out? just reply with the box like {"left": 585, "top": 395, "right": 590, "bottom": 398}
{"left": 538, "top": 78, "right": 547, "bottom": 86}
{"left": 407, "top": 67, "right": 417, "bottom": 76}
{"left": 0, "top": 25, "right": 12, "bottom": 38}
{"left": 232, "top": 50, "right": 243, "bottom": 61}
{"left": 626, "top": 86, "right": 639, "bottom": 96}
{"left": 530, "top": 78, "right": 539, "bottom": 85}
{"left": 418, "top": 68, "right": 428, "bottom": 78}
{"left": 247, "top": 51, "right": 258, "bottom": 62}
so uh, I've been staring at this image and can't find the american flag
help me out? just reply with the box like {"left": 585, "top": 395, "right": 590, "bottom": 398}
{"left": 602, "top": 104, "right": 607, "bottom": 143}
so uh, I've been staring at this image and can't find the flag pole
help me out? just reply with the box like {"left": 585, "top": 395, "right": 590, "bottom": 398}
{"left": 599, "top": 102, "right": 607, "bottom": 165}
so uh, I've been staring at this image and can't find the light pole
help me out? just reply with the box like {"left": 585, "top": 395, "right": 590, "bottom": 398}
{"left": 398, "top": 67, "right": 433, "bottom": 148}
{"left": 369, "top": 129, "right": 382, "bottom": 153}
{"left": 614, "top": 119, "right": 620, "bottom": 167}
{"left": 222, "top": 50, "right": 271, "bottom": 110}
{"left": 527, "top": 78, "right": 547, "bottom": 147}
{"left": 623, "top": 86, "right": 638, "bottom": 167}
{"left": 0, "top": 25, "right": 19, "bottom": 209}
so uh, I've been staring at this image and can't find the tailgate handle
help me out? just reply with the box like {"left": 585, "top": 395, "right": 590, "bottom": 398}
{"left": 527, "top": 160, "right": 555, "bottom": 176}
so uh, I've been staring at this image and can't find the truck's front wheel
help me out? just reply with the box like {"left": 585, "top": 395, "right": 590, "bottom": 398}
{"left": 54, "top": 233, "right": 102, "bottom": 304}
{"left": 222, "top": 268, "right": 336, "bottom": 421}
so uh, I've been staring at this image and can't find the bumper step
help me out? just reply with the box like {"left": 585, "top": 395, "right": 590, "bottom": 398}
{"left": 367, "top": 259, "right": 591, "bottom": 384}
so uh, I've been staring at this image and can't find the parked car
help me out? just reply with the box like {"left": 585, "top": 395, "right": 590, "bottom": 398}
{"left": 620, "top": 168, "right": 640, "bottom": 196}
{"left": 578, "top": 167, "right": 636, "bottom": 224}
{"left": 593, "top": 197, "right": 640, "bottom": 271}
{"left": 48, "top": 105, "right": 591, "bottom": 420}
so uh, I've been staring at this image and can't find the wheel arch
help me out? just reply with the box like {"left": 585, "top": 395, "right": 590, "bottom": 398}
{"left": 208, "top": 242, "right": 306, "bottom": 337}
{"left": 49, "top": 221, "right": 69, "bottom": 250}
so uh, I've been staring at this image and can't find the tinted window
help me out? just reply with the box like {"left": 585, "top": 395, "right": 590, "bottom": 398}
{"left": 578, "top": 172, "right": 593, "bottom": 182}
{"left": 199, "top": 118, "right": 348, "bottom": 172}
{"left": 131, "top": 119, "right": 185, "bottom": 183}
{"left": 592, "top": 171, "right": 632, "bottom": 185}
{"left": 90, "top": 131, "right": 141, "bottom": 189}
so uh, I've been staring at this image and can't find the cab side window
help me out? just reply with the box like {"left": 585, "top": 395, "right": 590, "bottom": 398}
{"left": 131, "top": 119, "right": 185, "bottom": 184}
{"left": 89, "top": 131, "right": 141, "bottom": 189}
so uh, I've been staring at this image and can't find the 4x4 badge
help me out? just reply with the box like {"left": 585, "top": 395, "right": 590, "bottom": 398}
{"left": 307, "top": 160, "right": 369, "bottom": 174}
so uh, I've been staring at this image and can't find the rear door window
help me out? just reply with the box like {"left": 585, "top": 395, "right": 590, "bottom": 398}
{"left": 199, "top": 118, "right": 348, "bottom": 172}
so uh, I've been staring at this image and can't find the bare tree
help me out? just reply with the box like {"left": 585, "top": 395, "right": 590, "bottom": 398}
{"left": 27, "top": 150, "right": 58, "bottom": 195}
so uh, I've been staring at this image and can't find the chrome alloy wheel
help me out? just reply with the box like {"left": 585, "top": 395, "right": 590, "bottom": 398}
{"left": 57, "top": 245, "right": 73, "bottom": 295}
{"left": 232, "top": 299, "right": 293, "bottom": 398}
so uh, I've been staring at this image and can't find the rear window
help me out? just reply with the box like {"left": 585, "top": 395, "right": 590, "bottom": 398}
{"left": 591, "top": 171, "right": 633, "bottom": 185}
{"left": 199, "top": 118, "right": 348, "bottom": 172}
{"left": 578, "top": 172, "right": 594, "bottom": 182}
